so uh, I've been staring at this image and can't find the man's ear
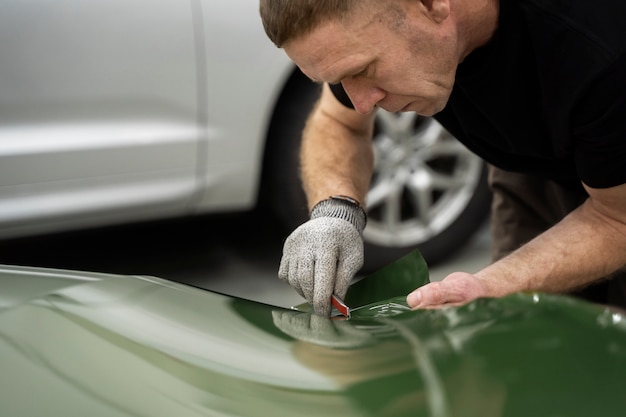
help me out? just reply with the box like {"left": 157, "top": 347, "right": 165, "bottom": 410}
{"left": 421, "top": 0, "right": 451, "bottom": 23}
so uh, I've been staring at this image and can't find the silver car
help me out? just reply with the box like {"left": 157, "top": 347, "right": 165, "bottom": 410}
{"left": 0, "top": 0, "right": 490, "bottom": 272}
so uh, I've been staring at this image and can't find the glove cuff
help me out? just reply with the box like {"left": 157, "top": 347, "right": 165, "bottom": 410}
{"left": 310, "top": 195, "right": 367, "bottom": 234}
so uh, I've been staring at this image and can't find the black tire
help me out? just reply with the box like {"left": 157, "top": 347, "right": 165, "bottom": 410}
{"left": 261, "top": 70, "right": 492, "bottom": 274}
{"left": 259, "top": 71, "right": 320, "bottom": 232}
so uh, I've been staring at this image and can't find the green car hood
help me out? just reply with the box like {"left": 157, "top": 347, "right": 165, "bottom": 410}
{"left": 1, "top": 250, "right": 626, "bottom": 417}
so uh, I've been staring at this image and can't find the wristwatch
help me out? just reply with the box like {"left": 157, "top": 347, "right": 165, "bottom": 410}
{"left": 310, "top": 195, "right": 367, "bottom": 233}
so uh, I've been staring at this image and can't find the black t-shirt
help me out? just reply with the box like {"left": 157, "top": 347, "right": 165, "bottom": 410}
{"left": 330, "top": 0, "right": 626, "bottom": 189}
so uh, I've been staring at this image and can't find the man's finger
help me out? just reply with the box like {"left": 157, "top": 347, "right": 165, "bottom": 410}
{"left": 312, "top": 254, "right": 337, "bottom": 316}
{"left": 407, "top": 273, "right": 486, "bottom": 309}
{"left": 407, "top": 282, "right": 461, "bottom": 308}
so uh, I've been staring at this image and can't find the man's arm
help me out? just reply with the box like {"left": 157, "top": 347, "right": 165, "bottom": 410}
{"left": 300, "top": 83, "right": 376, "bottom": 208}
{"left": 277, "top": 83, "right": 376, "bottom": 316}
{"left": 408, "top": 182, "right": 626, "bottom": 308}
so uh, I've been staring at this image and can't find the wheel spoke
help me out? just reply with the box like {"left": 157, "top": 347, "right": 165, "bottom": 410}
{"left": 380, "top": 186, "right": 403, "bottom": 232}
{"left": 407, "top": 176, "right": 434, "bottom": 225}
{"left": 428, "top": 169, "right": 468, "bottom": 190}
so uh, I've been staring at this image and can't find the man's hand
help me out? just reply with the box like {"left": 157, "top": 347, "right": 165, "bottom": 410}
{"left": 407, "top": 272, "right": 488, "bottom": 309}
{"left": 279, "top": 217, "right": 363, "bottom": 316}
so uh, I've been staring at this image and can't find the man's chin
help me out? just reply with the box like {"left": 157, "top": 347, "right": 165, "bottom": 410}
{"left": 387, "top": 100, "right": 446, "bottom": 116}
{"left": 378, "top": 102, "right": 418, "bottom": 114}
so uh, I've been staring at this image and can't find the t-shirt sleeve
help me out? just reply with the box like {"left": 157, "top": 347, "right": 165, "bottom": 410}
{"left": 328, "top": 83, "right": 355, "bottom": 109}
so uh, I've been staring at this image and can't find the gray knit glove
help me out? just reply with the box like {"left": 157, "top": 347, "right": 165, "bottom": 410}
{"left": 278, "top": 196, "right": 366, "bottom": 316}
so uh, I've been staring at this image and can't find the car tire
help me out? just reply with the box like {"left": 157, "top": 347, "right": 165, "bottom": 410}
{"left": 261, "top": 70, "right": 492, "bottom": 274}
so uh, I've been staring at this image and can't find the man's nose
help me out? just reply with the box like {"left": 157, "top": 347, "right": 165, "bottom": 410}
{"left": 342, "top": 79, "right": 386, "bottom": 114}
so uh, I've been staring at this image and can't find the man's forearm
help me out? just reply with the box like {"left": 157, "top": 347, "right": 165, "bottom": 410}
{"left": 475, "top": 199, "right": 626, "bottom": 297}
{"left": 408, "top": 182, "right": 626, "bottom": 309}
{"left": 299, "top": 94, "right": 375, "bottom": 209}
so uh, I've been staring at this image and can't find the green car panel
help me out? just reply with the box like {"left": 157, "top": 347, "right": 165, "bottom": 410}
{"left": 1, "top": 251, "right": 625, "bottom": 416}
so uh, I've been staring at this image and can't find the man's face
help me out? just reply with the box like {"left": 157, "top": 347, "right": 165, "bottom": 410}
{"left": 284, "top": 4, "right": 460, "bottom": 116}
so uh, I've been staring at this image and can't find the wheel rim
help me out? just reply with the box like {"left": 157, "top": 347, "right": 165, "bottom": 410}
{"left": 364, "top": 111, "right": 484, "bottom": 247}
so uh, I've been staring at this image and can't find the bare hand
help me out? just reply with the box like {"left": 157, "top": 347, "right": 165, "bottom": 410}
{"left": 406, "top": 272, "right": 488, "bottom": 309}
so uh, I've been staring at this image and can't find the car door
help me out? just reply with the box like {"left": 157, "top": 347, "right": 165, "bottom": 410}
{"left": 0, "top": 0, "right": 202, "bottom": 238}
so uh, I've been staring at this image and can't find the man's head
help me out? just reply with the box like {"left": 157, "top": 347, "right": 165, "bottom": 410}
{"left": 259, "top": 0, "right": 498, "bottom": 116}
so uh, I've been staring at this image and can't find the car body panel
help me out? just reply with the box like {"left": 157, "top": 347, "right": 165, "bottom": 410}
{"left": 1, "top": 251, "right": 626, "bottom": 416}
{"left": 198, "top": 0, "right": 294, "bottom": 212}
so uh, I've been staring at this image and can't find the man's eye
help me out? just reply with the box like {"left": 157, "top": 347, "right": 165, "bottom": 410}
{"left": 355, "top": 66, "right": 369, "bottom": 77}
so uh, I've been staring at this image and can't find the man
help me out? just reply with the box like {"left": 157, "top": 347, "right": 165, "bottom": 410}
{"left": 259, "top": 0, "right": 626, "bottom": 316}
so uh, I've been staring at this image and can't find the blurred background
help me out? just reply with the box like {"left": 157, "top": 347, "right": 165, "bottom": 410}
{"left": 0, "top": 0, "right": 491, "bottom": 308}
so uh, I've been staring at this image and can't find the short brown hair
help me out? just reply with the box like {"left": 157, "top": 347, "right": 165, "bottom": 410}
{"left": 259, "top": 0, "right": 359, "bottom": 47}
